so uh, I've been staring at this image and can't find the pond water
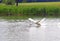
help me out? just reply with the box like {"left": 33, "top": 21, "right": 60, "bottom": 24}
{"left": 0, "top": 18, "right": 60, "bottom": 41}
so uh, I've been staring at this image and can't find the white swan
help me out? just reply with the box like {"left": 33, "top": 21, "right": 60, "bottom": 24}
{"left": 28, "top": 18, "right": 46, "bottom": 26}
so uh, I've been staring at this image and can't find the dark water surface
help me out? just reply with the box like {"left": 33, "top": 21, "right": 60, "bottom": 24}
{"left": 0, "top": 18, "right": 60, "bottom": 41}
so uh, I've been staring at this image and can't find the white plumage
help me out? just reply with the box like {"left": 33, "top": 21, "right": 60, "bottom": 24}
{"left": 28, "top": 18, "right": 46, "bottom": 26}
{"left": 28, "top": 18, "right": 37, "bottom": 23}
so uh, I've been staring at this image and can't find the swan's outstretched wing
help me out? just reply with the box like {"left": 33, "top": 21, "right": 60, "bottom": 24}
{"left": 28, "top": 18, "right": 46, "bottom": 26}
{"left": 28, "top": 18, "right": 36, "bottom": 23}
{"left": 28, "top": 18, "right": 46, "bottom": 23}
{"left": 40, "top": 18, "right": 46, "bottom": 23}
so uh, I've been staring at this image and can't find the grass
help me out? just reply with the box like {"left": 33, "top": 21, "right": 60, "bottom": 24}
{"left": 0, "top": 15, "right": 43, "bottom": 20}
{"left": 0, "top": 2, "right": 60, "bottom": 19}
{"left": 19, "top": 2, "right": 60, "bottom": 6}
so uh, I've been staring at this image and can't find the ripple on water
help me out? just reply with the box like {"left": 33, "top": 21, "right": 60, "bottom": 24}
{"left": 0, "top": 18, "right": 60, "bottom": 41}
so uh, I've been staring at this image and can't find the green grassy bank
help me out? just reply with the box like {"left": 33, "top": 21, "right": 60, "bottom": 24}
{"left": 0, "top": 2, "right": 60, "bottom": 17}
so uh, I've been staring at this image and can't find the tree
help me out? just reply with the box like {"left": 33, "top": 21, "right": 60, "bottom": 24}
{"left": 2, "top": 0, "right": 15, "bottom": 5}
{"left": 2, "top": 0, "right": 7, "bottom": 4}
{"left": 16, "top": 0, "right": 18, "bottom": 6}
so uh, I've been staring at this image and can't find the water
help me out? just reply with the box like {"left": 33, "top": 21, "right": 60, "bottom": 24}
{"left": 0, "top": 18, "right": 60, "bottom": 41}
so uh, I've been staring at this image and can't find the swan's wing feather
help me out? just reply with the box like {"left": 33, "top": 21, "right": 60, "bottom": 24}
{"left": 28, "top": 18, "right": 36, "bottom": 23}
{"left": 40, "top": 18, "right": 46, "bottom": 22}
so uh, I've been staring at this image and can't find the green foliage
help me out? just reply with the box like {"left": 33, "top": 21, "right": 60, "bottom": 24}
{"left": 2, "top": 0, "right": 15, "bottom": 5}
{"left": 0, "top": 4, "right": 60, "bottom": 17}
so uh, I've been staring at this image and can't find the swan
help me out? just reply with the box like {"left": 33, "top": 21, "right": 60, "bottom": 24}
{"left": 28, "top": 18, "right": 46, "bottom": 26}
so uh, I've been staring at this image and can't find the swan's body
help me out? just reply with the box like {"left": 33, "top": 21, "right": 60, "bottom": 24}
{"left": 28, "top": 18, "right": 46, "bottom": 26}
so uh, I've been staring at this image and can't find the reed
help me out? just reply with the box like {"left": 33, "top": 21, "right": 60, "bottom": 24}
{"left": 0, "top": 2, "right": 60, "bottom": 17}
